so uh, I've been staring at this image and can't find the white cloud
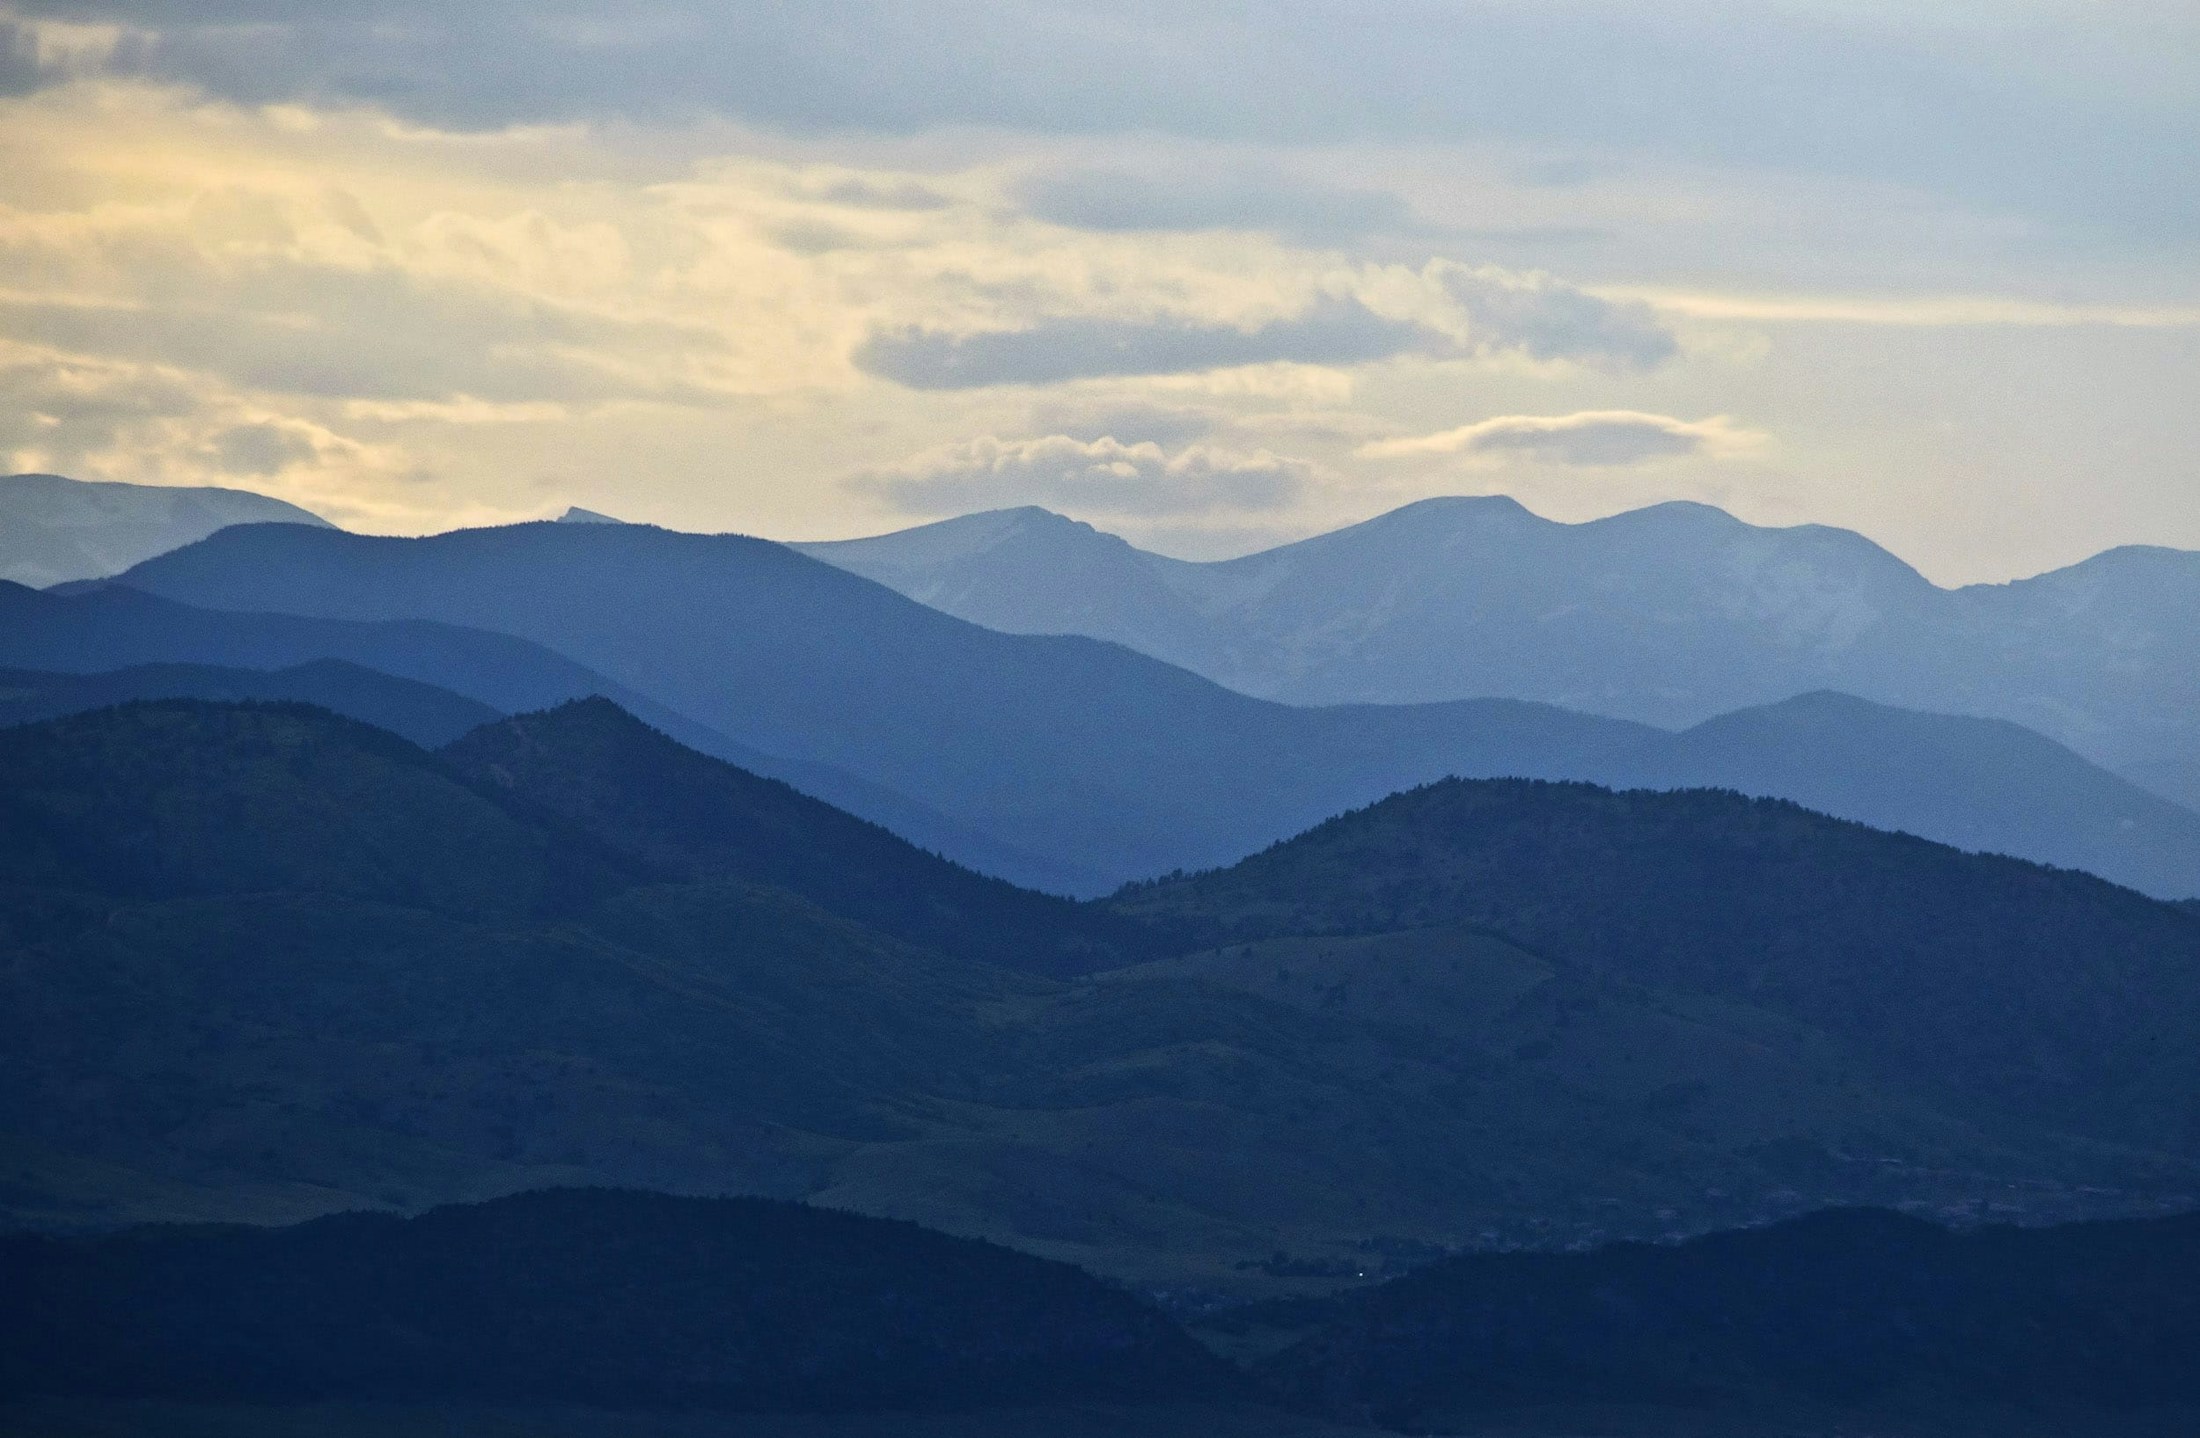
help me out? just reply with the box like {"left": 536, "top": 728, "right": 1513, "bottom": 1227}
{"left": 848, "top": 433, "right": 1311, "bottom": 516}
{"left": 1361, "top": 411, "right": 1765, "bottom": 466}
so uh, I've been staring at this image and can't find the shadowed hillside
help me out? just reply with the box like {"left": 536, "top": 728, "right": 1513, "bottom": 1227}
{"left": 0, "top": 580, "right": 1068, "bottom": 891}
{"left": 1258, "top": 1207, "right": 2200, "bottom": 1432}
{"left": 12, "top": 701, "right": 2192, "bottom": 1284}
{"left": 441, "top": 698, "right": 1157, "bottom": 976}
{"left": 104, "top": 521, "right": 1669, "bottom": 892}
{"left": 105, "top": 521, "right": 2200, "bottom": 898}
{"left": 0, "top": 660, "right": 499, "bottom": 749}
{"left": 1113, "top": 779, "right": 2200, "bottom": 1162}
{"left": 0, "top": 1188, "right": 1237, "bottom": 1412}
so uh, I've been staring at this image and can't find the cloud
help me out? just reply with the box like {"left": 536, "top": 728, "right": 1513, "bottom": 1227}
{"left": 1017, "top": 166, "right": 1412, "bottom": 242}
{"left": 813, "top": 177, "right": 952, "bottom": 211}
{"left": 852, "top": 297, "right": 1428, "bottom": 389}
{"left": 1027, "top": 402, "right": 1216, "bottom": 449}
{"left": 0, "top": 350, "right": 200, "bottom": 463}
{"left": 1361, "top": 411, "right": 1764, "bottom": 466}
{"left": 1436, "top": 263, "right": 1677, "bottom": 370}
{"left": 854, "top": 266, "right": 1679, "bottom": 389}
{"left": 206, "top": 420, "right": 317, "bottom": 475}
{"left": 0, "top": 21, "right": 46, "bottom": 96}
{"left": 15, "top": 2, "right": 2192, "bottom": 241}
{"left": 848, "top": 434, "right": 1309, "bottom": 516}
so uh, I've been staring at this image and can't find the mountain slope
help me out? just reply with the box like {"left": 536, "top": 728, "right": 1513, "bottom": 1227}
{"left": 0, "top": 579, "right": 1062, "bottom": 890}
{"left": 1113, "top": 779, "right": 2200, "bottom": 1162}
{"left": 1594, "top": 691, "right": 2200, "bottom": 900}
{"left": 109, "top": 520, "right": 1662, "bottom": 892}
{"left": 9, "top": 701, "right": 2186, "bottom": 1285}
{"left": 441, "top": 698, "right": 1156, "bottom": 976}
{"left": 0, "top": 660, "right": 500, "bottom": 749}
{"left": 0, "top": 1188, "right": 1235, "bottom": 1412}
{"left": 0, "top": 472, "right": 332, "bottom": 589}
{"left": 1260, "top": 1207, "right": 2200, "bottom": 1428}
{"left": 114, "top": 519, "right": 2200, "bottom": 899}
{"left": 797, "top": 507, "right": 1230, "bottom": 678}
{"left": 803, "top": 498, "right": 2200, "bottom": 810}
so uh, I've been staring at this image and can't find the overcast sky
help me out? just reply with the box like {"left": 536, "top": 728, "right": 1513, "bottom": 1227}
{"left": 2, "top": 0, "right": 2195, "bottom": 582}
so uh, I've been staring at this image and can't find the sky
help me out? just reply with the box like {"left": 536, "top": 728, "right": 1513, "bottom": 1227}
{"left": 1, "top": 1, "right": 2195, "bottom": 584}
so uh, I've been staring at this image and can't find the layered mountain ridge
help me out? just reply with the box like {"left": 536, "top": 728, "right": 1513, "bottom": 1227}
{"left": 88, "top": 518, "right": 2200, "bottom": 899}
{"left": 800, "top": 497, "right": 2200, "bottom": 811}
{"left": 5, "top": 697, "right": 2197, "bottom": 1290}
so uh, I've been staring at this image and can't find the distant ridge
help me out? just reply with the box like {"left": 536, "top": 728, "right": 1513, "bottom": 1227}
{"left": 555, "top": 505, "right": 626, "bottom": 524}
{"left": 0, "top": 472, "right": 332, "bottom": 589}
{"left": 802, "top": 498, "right": 2200, "bottom": 811}
{"left": 108, "top": 519, "right": 2200, "bottom": 897}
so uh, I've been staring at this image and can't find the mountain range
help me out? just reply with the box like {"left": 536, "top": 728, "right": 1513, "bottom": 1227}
{"left": 5, "top": 697, "right": 2196, "bottom": 1292}
{"left": 12, "top": 471, "right": 2200, "bottom": 1434}
{"left": 0, "top": 472, "right": 331, "bottom": 590}
{"left": 0, "top": 578, "right": 1060, "bottom": 887}
{"left": 799, "top": 499, "right": 2200, "bottom": 812}
{"left": 77, "top": 519, "right": 2200, "bottom": 899}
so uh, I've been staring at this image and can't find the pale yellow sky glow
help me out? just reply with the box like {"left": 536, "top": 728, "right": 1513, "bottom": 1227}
{"left": 2, "top": 1, "right": 2196, "bottom": 584}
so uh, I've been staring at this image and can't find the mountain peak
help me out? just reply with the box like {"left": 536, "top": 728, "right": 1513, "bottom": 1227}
{"left": 556, "top": 505, "right": 627, "bottom": 525}
{"left": 1, "top": 471, "right": 335, "bottom": 589}
{"left": 795, "top": 505, "right": 1123, "bottom": 572}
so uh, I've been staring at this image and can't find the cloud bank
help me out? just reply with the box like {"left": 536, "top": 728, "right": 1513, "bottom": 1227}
{"left": 855, "top": 267, "right": 1678, "bottom": 389}
{"left": 849, "top": 434, "right": 1309, "bottom": 516}
{"left": 1362, "top": 411, "right": 1763, "bottom": 466}
{"left": 1017, "top": 167, "right": 1412, "bottom": 242}
{"left": 853, "top": 298, "right": 1426, "bottom": 390}
{"left": 10, "top": 1, "right": 2191, "bottom": 240}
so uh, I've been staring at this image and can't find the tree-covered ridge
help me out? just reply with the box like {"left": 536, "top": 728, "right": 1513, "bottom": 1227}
{"left": 1113, "top": 779, "right": 2200, "bottom": 1161}
{"left": 1258, "top": 1206, "right": 2200, "bottom": 1428}
{"left": 0, "top": 700, "right": 624, "bottom": 919}
{"left": 3, "top": 699, "right": 2192, "bottom": 1288}
{"left": 442, "top": 697, "right": 1157, "bottom": 976}
{"left": 0, "top": 1188, "right": 1238, "bottom": 1411}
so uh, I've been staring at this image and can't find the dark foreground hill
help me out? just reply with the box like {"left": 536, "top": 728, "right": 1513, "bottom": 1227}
{"left": 0, "top": 1188, "right": 1235, "bottom": 1412}
{"left": 4, "top": 701, "right": 2193, "bottom": 1288}
{"left": 1258, "top": 1206, "right": 2200, "bottom": 1431}
{"left": 1113, "top": 779, "right": 2200, "bottom": 1164}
